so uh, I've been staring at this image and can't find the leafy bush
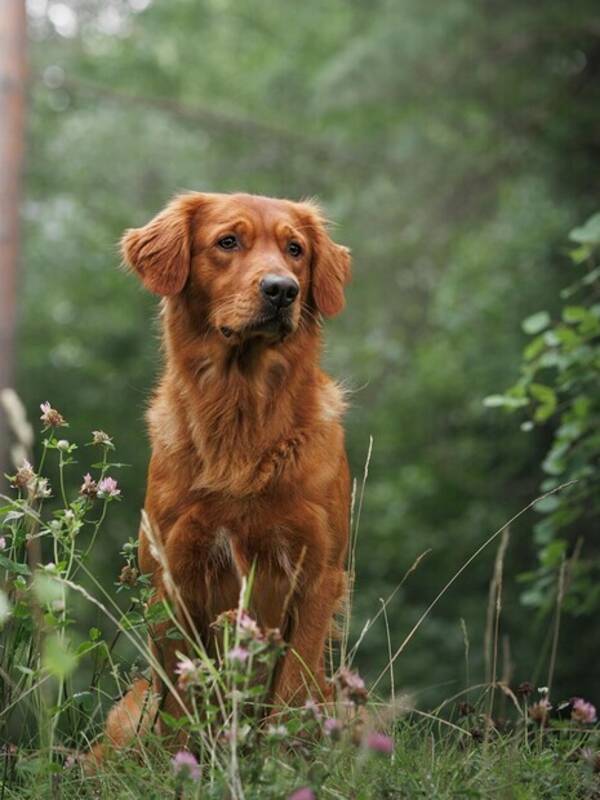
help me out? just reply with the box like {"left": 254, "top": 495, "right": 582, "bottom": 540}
{"left": 486, "top": 213, "right": 600, "bottom": 613}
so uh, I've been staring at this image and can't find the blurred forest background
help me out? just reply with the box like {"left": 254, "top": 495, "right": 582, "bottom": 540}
{"left": 2, "top": 0, "right": 600, "bottom": 706}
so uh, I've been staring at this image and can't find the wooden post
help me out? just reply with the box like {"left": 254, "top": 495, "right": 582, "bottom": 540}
{"left": 0, "top": 0, "right": 27, "bottom": 486}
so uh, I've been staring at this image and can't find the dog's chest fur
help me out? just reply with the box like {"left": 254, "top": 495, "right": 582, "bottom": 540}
{"left": 202, "top": 524, "right": 296, "bottom": 630}
{"left": 210, "top": 526, "right": 293, "bottom": 580}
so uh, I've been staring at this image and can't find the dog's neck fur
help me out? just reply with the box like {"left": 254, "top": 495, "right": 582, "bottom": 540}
{"left": 148, "top": 297, "right": 324, "bottom": 496}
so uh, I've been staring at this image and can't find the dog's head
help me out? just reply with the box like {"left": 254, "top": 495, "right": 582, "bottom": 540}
{"left": 121, "top": 192, "right": 351, "bottom": 344}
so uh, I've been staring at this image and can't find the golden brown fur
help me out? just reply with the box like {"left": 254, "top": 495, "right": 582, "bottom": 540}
{"left": 95, "top": 192, "right": 352, "bottom": 756}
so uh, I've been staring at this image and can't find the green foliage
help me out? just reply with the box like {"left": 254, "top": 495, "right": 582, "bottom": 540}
{"left": 488, "top": 213, "right": 600, "bottom": 614}
{"left": 5, "top": 721, "right": 600, "bottom": 799}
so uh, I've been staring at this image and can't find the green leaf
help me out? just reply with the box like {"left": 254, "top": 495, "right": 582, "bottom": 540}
{"left": 522, "top": 311, "right": 551, "bottom": 335}
{"left": 568, "top": 244, "right": 592, "bottom": 264}
{"left": 582, "top": 266, "right": 600, "bottom": 285}
{"left": 145, "top": 602, "right": 171, "bottom": 624}
{"left": 540, "top": 540, "right": 567, "bottom": 567}
{"left": 542, "top": 452, "right": 566, "bottom": 476}
{"left": 529, "top": 383, "right": 557, "bottom": 422}
{"left": 538, "top": 351, "right": 561, "bottom": 369}
{"left": 573, "top": 395, "right": 591, "bottom": 418}
{"left": 520, "top": 587, "right": 546, "bottom": 608}
{"left": 15, "top": 665, "right": 35, "bottom": 677}
{"left": 159, "top": 711, "right": 189, "bottom": 731}
{"left": 540, "top": 477, "right": 559, "bottom": 491}
{"left": 0, "top": 590, "right": 11, "bottom": 627}
{"left": 523, "top": 335, "right": 546, "bottom": 361}
{"left": 483, "top": 394, "right": 529, "bottom": 410}
{"left": 2, "top": 510, "right": 24, "bottom": 524}
{"left": 543, "top": 330, "right": 561, "bottom": 347}
{"left": 556, "top": 420, "right": 583, "bottom": 441}
{"left": 76, "top": 641, "right": 98, "bottom": 656}
{"left": 120, "top": 615, "right": 142, "bottom": 629}
{"left": 534, "top": 495, "right": 560, "bottom": 514}
{"left": 553, "top": 326, "right": 580, "bottom": 348}
{"left": 562, "top": 305, "right": 588, "bottom": 324}
{"left": 0, "top": 553, "right": 30, "bottom": 576}
{"left": 569, "top": 213, "right": 600, "bottom": 245}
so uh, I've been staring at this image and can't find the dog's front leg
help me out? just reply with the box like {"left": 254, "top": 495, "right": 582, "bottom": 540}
{"left": 144, "top": 507, "right": 214, "bottom": 740}
{"left": 147, "top": 601, "right": 194, "bottom": 741}
{"left": 272, "top": 568, "right": 345, "bottom": 708}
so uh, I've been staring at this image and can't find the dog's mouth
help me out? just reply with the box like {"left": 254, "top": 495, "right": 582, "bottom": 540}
{"left": 219, "top": 311, "right": 295, "bottom": 343}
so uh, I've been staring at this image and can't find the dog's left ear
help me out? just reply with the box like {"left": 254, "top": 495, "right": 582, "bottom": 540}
{"left": 121, "top": 194, "right": 199, "bottom": 296}
{"left": 307, "top": 208, "right": 352, "bottom": 317}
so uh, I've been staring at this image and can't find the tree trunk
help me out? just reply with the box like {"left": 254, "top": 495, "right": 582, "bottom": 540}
{"left": 0, "top": 0, "right": 27, "bottom": 487}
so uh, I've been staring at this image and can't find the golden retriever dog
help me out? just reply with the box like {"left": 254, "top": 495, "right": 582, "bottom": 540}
{"left": 92, "top": 191, "right": 352, "bottom": 758}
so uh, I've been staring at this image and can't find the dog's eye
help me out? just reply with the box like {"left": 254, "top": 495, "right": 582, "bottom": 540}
{"left": 287, "top": 241, "right": 303, "bottom": 258}
{"left": 217, "top": 235, "right": 238, "bottom": 250}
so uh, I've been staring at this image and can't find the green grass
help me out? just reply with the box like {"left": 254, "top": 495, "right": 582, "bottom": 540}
{"left": 4, "top": 717, "right": 598, "bottom": 799}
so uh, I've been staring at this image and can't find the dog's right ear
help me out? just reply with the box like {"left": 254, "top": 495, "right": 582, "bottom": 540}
{"left": 121, "top": 194, "right": 198, "bottom": 296}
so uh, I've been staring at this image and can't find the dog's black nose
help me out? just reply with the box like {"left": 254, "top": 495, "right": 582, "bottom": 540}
{"left": 260, "top": 274, "right": 299, "bottom": 308}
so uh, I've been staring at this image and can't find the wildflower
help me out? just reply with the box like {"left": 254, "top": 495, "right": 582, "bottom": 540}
{"left": 171, "top": 750, "right": 200, "bottom": 782}
{"left": 528, "top": 698, "right": 551, "bottom": 725}
{"left": 365, "top": 731, "right": 393, "bottom": 755}
{"left": 238, "top": 611, "right": 263, "bottom": 640}
{"left": 80, "top": 473, "right": 98, "bottom": 498}
{"left": 30, "top": 476, "right": 51, "bottom": 500}
{"left": 516, "top": 681, "right": 534, "bottom": 698}
{"left": 228, "top": 645, "right": 249, "bottom": 664}
{"left": 39, "top": 402, "right": 66, "bottom": 429}
{"left": 97, "top": 476, "right": 120, "bottom": 499}
{"left": 304, "top": 698, "right": 322, "bottom": 720}
{"left": 266, "top": 723, "right": 288, "bottom": 739}
{"left": 264, "top": 626, "right": 285, "bottom": 647}
{"left": 175, "top": 655, "right": 204, "bottom": 690}
{"left": 12, "top": 460, "right": 35, "bottom": 490}
{"left": 56, "top": 439, "right": 70, "bottom": 451}
{"left": 323, "top": 717, "right": 343, "bottom": 741}
{"left": 91, "top": 430, "right": 113, "bottom": 448}
{"left": 571, "top": 698, "right": 597, "bottom": 725}
{"left": 336, "top": 667, "right": 368, "bottom": 705}
{"left": 44, "top": 562, "right": 57, "bottom": 573}
{"left": 0, "top": 537, "right": 5, "bottom": 551}
{"left": 287, "top": 789, "right": 316, "bottom": 800}
{"left": 64, "top": 754, "right": 77, "bottom": 769}
{"left": 62, "top": 508, "right": 83, "bottom": 536}
{"left": 221, "top": 723, "right": 250, "bottom": 744}
{"left": 211, "top": 609, "right": 239, "bottom": 629}
{"left": 118, "top": 565, "right": 138, "bottom": 587}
